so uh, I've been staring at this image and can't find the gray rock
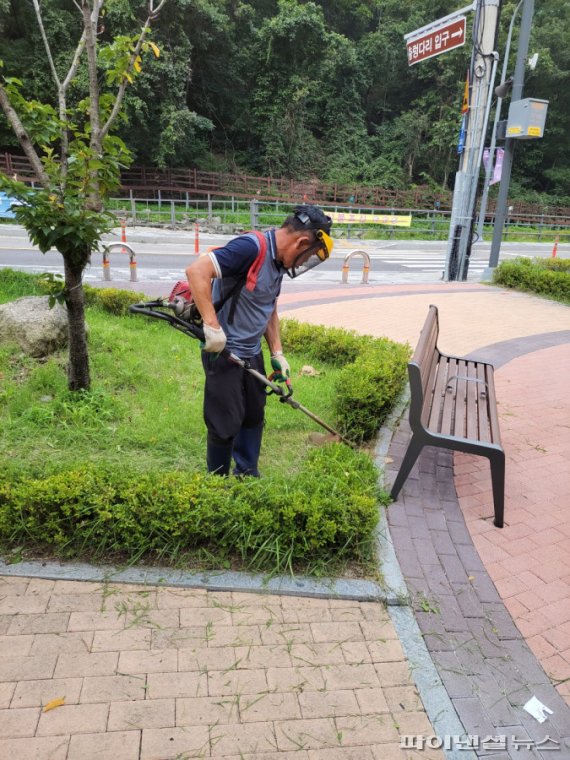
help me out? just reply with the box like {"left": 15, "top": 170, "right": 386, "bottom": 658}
{"left": 0, "top": 296, "right": 68, "bottom": 357}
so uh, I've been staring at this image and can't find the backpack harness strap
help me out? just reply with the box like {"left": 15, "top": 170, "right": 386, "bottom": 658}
{"left": 214, "top": 231, "right": 267, "bottom": 324}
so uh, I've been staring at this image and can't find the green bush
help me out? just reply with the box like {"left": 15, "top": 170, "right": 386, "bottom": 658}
{"left": 281, "top": 318, "right": 410, "bottom": 441}
{"left": 280, "top": 319, "right": 377, "bottom": 366}
{"left": 0, "top": 444, "right": 379, "bottom": 572}
{"left": 537, "top": 257, "right": 570, "bottom": 272}
{"left": 83, "top": 285, "right": 146, "bottom": 315}
{"left": 493, "top": 257, "right": 570, "bottom": 303}
{"left": 335, "top": 341, "right": 410, "bottom": 442}
{"left": 0, "top": 270, "right": 146, "bottom": 314}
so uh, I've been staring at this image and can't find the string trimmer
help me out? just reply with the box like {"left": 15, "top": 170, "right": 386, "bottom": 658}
{"left": 129, "top": 288, "right": 355, "bottom": 448}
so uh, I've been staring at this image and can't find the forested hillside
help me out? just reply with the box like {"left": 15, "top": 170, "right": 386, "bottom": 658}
{"left": 0, "top": 0, "right": 568, "bottom": 199}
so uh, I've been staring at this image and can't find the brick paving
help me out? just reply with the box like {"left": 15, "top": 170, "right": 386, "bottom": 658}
{"left": 0, "top": 578, "right": 440, "bottom": 759}
{"left": 455, "top": 343, "right": 570, "bottom": 706}
{"left": 285, "top": 282, "right": 570, "bottom": 758}
{"left": 2, "top": 279, "right": 570, "bottom": 758}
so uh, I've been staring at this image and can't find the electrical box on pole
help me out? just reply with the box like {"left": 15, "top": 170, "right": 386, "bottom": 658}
{"left": 506, "top": 98, "right": 548, "bottom": 138}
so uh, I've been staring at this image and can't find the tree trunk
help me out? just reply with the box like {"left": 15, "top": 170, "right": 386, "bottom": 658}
{"left": 63, "top": 256, "right": 90, "bottom": 391}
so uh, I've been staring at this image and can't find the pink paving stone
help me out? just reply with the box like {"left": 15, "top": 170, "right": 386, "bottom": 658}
{"left": 485, "top": 562, "right": 512, "bottom": 582}
{"left": 458, "top": 343, "right": 570, "bottom": 702}
{"left": 504, "top": 597, "right": 530, "bottom": 618}
{"left": 515, "top": 610, "right": 553, "bottom": 639}
{"left": 471, "top": 536, "right": 511, "bottom": 564}
{"left": 527, "top": 635, "right": 558, "bottom": 660}
{"left": 493, "top": 576, "right": 531, "bottom": 599}
{"left": 511, "top": 591, "right": 546, "bottom": 613}
{"left": 501, "top": 536, "right": 541, "bottom": 558}
{"left": 533, "top": 561, "right": 570, "bottom": 584}
{"left": 543, "top": 625, "right": 570, "bottom": 652}
{"left": 533, "top": 579, "right": 570, "bottom": 604}
{"left": 541, "top": 654, "right": 570, "bottom": 681}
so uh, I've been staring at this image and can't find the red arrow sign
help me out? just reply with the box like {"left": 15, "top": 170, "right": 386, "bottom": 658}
{"left": 406, "top": 17, "right": 466, "bottom": 66}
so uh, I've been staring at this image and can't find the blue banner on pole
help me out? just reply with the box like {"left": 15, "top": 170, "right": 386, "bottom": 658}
{"left": 457, "top": 114, "right": 467, "bottom": 155}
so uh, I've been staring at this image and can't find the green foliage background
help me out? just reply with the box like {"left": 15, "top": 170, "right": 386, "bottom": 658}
{"left": 1, "top": 0, "right": 568, "bottom": 198}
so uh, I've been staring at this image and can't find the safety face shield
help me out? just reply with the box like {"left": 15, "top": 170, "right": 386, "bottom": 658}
{"left": 286, "top": 229, "right": 334, "bottom": 279}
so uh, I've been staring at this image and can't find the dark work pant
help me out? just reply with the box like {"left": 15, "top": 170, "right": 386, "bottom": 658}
{"left": 201, "top": 351, "right": 267, "bottom": 475}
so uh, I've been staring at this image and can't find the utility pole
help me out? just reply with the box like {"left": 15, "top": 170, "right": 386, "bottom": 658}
{"left": 488, "top": 0, "right": 534, "bottom": 271}
{"left": 444, "top": 0, "right": 500, "bottom": 281}
{"left": 476, "top": 0, "right": 524, "bottom": 242}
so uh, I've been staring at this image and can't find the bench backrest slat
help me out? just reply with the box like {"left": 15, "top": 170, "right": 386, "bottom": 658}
{"left": 485, "top": 364, "right": 502, "bottom": 445}
{"left": 408, "top": 304, "right": 440, "bottom": 426}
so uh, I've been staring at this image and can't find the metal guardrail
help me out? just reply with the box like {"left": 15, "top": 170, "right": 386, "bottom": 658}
{"left": 108, "top": 196, "right": 570, "bottom": 243}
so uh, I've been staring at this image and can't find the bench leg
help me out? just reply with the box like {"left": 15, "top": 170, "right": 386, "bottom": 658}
{"left": 390, "top": 436, "right": 424, "bottom": 501}
{"left": 489, "top": 450, "right": 505, "bottom": 528}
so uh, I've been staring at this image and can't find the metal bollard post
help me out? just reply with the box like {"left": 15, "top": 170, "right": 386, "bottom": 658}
{"left": 129, "top": 256, "right": 138, "bottom": 281}
{"left": 103, "top": 243, "right": 137, "bottom": 282}
{"left": 102, "top": 250, "right": 111, "bottom": 281}
{"left": 341, "top": 250, "right": 371, "bottom": 284}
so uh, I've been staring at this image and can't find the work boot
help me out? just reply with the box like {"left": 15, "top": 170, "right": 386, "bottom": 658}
{"left": 206, "top": 438, "right": 232, "bottom": 476}
{"left": 232, "top": 423, "right": 263, "bottom": 477}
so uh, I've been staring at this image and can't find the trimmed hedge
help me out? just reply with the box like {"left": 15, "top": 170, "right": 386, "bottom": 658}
{"left": 281, "top": 319, "right": 410, "bottom": 441}
{"left": 493, "top": 257, "right": 570, "bottom": 303}
{"left": 83, "top": 285, "right": 147, "bottom": 315}
{"left": 0, "top": 444, "right": 380, "bottom": 571}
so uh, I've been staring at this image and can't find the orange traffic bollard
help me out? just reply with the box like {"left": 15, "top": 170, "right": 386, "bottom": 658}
{"left": 552, "top": 235, "right": 559, "bottom": 257}
{"left": 194, "top": 222, "right": 199, "bottom": 254}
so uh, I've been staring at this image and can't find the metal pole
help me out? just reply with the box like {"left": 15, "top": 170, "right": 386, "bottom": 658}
{"left": 476, "top": 0, "right": 524, "bottom": 241}
{"left": 444, "top": 0, "right": 500, "bottom": 280}
{"left": 488, "top": 0, "right": 534, "bottom": 270}
{"left": 456, "top": 51, "right": 499, "bottom": 279}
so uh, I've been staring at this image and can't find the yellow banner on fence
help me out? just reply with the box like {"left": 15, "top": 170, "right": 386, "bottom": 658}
{"left": 329, "top": 212, "right": 412, "bottom": 227}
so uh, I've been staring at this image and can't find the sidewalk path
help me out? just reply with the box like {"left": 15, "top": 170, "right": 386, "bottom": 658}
{"left": 0, "top": 578, "right": 442, "bottom": 760}
{"left": 284, "top": 281, "right": 570, "bottom": 757}
{"left": 1, "top": 278, "right": 570, "bottom": 758}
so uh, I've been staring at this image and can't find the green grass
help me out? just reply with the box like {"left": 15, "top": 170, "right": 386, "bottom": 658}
{"left": 0, "top": 270, "right": 396, "bottom": 577}
{"left": 0, "top": 302, "right": 346, "bottom": 481}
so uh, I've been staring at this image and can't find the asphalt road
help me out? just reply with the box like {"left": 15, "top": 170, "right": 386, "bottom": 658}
{"left": 0, "top": 223, "right": 567, "bottom": 288}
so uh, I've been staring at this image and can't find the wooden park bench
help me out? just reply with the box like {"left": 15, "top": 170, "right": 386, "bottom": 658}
{"left": 391, "top": 305, "right": 505, "bottom": 528}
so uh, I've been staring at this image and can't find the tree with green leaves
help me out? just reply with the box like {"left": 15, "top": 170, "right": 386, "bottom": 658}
{"left": 0, "top": 0, "right": 164, "bottom": 390}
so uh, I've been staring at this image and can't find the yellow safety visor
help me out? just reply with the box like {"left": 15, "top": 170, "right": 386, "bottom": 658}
{"left": 315, "top": 228, "right": 334, "bottom": 260}
{"left": 286, "top": 229, "right": 334, "bottom": 279}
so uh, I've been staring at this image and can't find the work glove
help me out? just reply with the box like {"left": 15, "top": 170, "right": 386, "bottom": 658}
{"left": 270, "top": 351, "right": 291, "bottom": 383}
{"left": 203, "top": 323, "right": 227, "bottom": 353}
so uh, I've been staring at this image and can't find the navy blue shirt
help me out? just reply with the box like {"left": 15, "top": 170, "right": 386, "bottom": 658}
{"left": 209, "top": 231, "right": 284, "bottom": 357}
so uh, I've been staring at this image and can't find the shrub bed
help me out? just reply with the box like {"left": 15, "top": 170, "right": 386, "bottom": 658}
{"left": 1, "top": 271, "right": 409, "bottom": 574}
{"left": 493, "top": 257, "right": 570, "bottom": 304}
{"left": 0, "top": 444, "right": 380, "bottom": 573}
{"left": 280, "top": 319, "right": 410, "bottom": 442}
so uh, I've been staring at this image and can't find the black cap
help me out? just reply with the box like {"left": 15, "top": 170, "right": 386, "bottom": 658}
{"left": 293, "top": 205, "right": 332, "bottom": 235}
